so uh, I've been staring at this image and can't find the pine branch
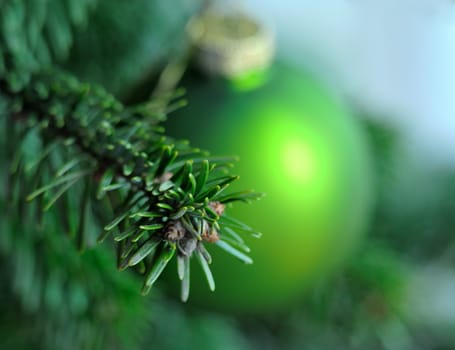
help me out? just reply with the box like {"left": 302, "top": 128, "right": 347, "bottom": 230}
{"left": 0, "top": 0, "right": 97, "bottom": 91}
{"left": 1, "top": 68, "right": 262, "bottom": 301}
{"left": 0, "top": 1, "right": 260, "bottom": 348}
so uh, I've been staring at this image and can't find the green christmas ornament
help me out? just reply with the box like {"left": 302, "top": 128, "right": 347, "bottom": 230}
{"left": 164, "top": 72, "right": 375, "bottom": 311}
{"left": 163, "top": 10, "right": 375, "bottom": 313}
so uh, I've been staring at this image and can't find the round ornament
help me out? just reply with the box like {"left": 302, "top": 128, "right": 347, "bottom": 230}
{"left": 163, "top": 61, "right": 375, "bottom": 312}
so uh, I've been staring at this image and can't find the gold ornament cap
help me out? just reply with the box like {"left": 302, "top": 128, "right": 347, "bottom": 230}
{"left": 187, "top": 8, "right": 275, "bottom": 79}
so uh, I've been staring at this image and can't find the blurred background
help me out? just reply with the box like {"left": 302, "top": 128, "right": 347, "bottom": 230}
{"left": 2, "top": 0, "right": 455, "bottom": 349}
{"left": 245, "top": 0, "right": 455, "bottom": 166}
{"left": 156, "top": 1, "right": 455, "bottom": 349}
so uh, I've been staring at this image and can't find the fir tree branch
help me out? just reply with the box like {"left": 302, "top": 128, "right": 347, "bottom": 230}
{"left": 0, "top": 0, "right": 98, "bottom": 91}
{"left": 0, "top": 1, "right": 260, "bottom": 348}
{"left": 1, "top": 68, "right": 262, "bottom": 300}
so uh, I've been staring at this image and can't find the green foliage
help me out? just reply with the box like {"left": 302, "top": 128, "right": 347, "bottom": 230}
{"left": 1, "top": 68, "right": 261, "bottom": 301}
{"left": 364, "top": 119, "right": 455, "bottom": 260}
{"left": 65, "top": 0, "right": 201, "bottom": 97}
{"left": 0, "top": 219, "right": 151, "bottom": 350}
{"left": 0, "top": 1, "right": 261, "bottom": 348}
{"left": 144, "top": 295, "right": 251, "bottom": 350}
{"left": 0, "top": 107, "right": 150, "bottom": 350}
{"left": 0, "top": 0, "right": 97, "bottom": 91}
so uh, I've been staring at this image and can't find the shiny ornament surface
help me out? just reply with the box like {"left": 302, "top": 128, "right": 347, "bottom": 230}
{"left": 164, "top": 63, "right": 375, "bottom": 313}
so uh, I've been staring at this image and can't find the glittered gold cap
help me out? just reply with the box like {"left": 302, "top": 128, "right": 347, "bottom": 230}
{"left": 187, "top": 9, "right": 275, "bottom": 79}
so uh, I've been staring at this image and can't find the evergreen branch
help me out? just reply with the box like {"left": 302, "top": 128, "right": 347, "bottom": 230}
{"left": 1, "top": 68, "right": 263, "bottom": 301}
{"left": 0, "top": 0, "right": 98, "bottom": 91}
